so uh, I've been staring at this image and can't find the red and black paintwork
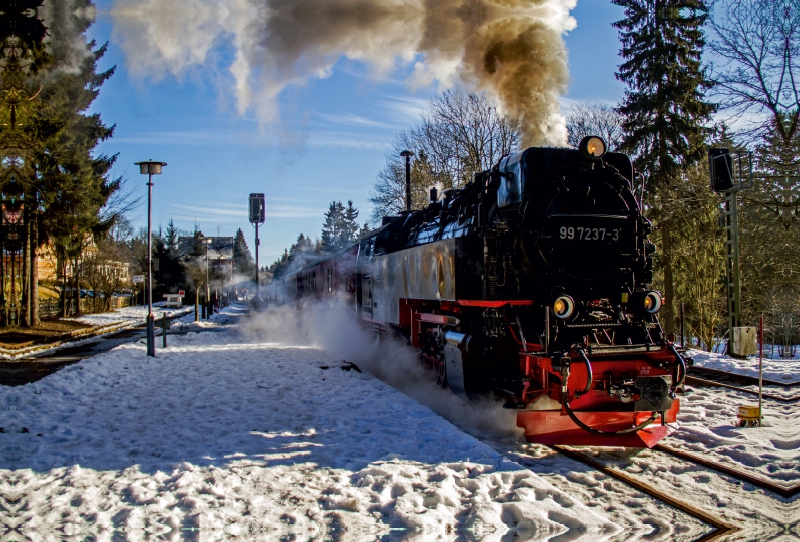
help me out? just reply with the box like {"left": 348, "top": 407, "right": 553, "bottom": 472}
{"left": 270, "top": 140, "right": 686, "bottom": 447}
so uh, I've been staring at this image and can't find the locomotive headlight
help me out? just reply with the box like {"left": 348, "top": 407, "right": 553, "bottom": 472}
{"left": 578, "top": 135, "right": 607, "bottom": 160}
{"left": 553, "top": 295, "right": 575, "bottom": 319}
{"left": 643, "top": 291, "right": 662, "bottom": 314}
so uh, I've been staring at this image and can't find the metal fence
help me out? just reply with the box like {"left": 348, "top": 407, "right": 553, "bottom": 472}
{"left": 38, "top": 296, "right": 133, "bottom": 319}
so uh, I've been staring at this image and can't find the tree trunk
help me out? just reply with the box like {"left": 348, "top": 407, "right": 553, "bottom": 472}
{"left": 662, "top": 220, "right": 675, "bottom": 335}
{"left": 74, "top": 266, "right": 81, "bottom": 316}
{"left": 21, "top": 214, "right": 29, "bottom": 327}
{"left": 30, "top": 217, "right": 39, "bottom": 326}
{"left": 0, "top": 238, "right": 5, "bottom": 327}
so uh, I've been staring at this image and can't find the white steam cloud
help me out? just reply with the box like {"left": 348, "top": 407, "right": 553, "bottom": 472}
{"left": 39, "top": 0, "right": 98, "bottom": 75}
{"left": 242, "top": 298, "right": 521, "bottom": 440}
{"left": 110, "top": 0, "right": 576, "bottom": 146}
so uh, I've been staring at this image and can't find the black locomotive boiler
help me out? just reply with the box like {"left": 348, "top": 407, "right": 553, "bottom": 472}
{"left": 277, "top": 136, "right": 686, "bottom": 447}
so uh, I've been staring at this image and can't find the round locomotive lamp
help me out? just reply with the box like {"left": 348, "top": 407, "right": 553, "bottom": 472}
{"left": 578, "top": 136, "right": 606, "bottom": 160}
{"left": 643, "top": 291, "right": 663, "bottom": 314}
{"left": 553, "top": 295, "right": 575, "bottom": 319}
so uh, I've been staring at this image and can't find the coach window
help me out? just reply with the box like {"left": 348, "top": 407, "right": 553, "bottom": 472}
{"left": 327, "top": 266, "right": 332, "bottom": 293}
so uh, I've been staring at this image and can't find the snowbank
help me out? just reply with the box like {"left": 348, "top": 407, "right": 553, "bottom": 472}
{"left": 0, "top": 304, "right": 615, "bottom": 540}
{"left": 690, "top": 349, "right": 800, "bottom": 383}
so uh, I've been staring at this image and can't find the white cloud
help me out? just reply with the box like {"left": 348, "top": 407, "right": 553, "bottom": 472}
{"left": 317, "top": 112, "right": 393, "bottom": 128}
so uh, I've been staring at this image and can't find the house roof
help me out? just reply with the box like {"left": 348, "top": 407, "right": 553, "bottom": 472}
{"left": 177, "top": 236, "right": 234, "bottom": 261}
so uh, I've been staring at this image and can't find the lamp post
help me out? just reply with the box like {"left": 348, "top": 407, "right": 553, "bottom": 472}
{"left": 249, "top": 193, "right": 265, "bottom": 299}
{"left": 205, "top": 237, "right": 212, "bottom": 319}
{"left": 400, "top": 150, "right": 414, "bottom": 211}
{"left": 134, "top": 160, "right": 167, "bottom": 357}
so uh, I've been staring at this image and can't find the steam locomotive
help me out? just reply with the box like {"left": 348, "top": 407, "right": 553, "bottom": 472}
{"left": 275, "top": 136, "right": 686, "bottom": 447}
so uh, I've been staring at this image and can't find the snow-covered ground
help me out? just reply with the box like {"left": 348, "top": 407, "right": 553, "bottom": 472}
{"left": 74, "top": 302, "right": 192, "bottom": 328}
{"left": 1, "top": 300, "right": 795, "bottom": 540}
{"left": 2, "top": 304, "right": 616, "bottom": 540}
{"left": 690, "top": 349, "right": 800, "bottom": 383}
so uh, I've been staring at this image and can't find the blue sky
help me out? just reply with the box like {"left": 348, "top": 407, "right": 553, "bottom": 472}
{"left": 87, "top": 1, "right": 626, "bottom": 266}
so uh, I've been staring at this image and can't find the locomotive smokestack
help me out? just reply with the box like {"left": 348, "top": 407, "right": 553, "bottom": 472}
{"left": 111, "top": 0, "right": 576, "bottom": 146}
{"left": 400, "top": 150, "right": 414, "bottom": 211}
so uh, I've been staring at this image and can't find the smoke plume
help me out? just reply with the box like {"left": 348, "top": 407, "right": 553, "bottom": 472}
{"left": 110, "top": 0, "right": 576, "bottom": 146}
{"left": 243, "top": 298, "right": 521, "bottom": 440}
{"left": 39, "top": 0, "right": 98, "bottom": 75}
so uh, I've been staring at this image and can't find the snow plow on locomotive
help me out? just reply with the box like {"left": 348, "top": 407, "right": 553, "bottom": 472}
{"left": 276, "top": 136, "right": 687, "bottom": 448}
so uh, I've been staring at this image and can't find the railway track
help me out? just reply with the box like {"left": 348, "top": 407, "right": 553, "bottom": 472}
{"left": 536, "top": 444, "right": 796, "bottom": 541}
{"left": 653, "top": 443, "right": 800, "bottom": 499}
{"left": 518, "top": 437, "right": 798, "bottom": 542}
{"left": 686, "top": 367, "right": 800, "bottom": 403}
{"left": 543, "top": 445, "right": 740, "bottom": 542}
{"left": 689, "top": 366, "right": 797, "bottom": 389}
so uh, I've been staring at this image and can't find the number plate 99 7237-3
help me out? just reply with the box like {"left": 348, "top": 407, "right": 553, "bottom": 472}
{"left": 559, "top": 226, "right": 620, "bottom": 241}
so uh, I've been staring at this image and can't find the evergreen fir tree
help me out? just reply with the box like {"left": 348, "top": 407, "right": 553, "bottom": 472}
{"left": 321, "top": 201, "right": 347, "bottom": 252}
{"left": 613, "top": 0, "right": 715, "bottom": 185}
{"left": 613, "top": 0, "right": 715, "bottom": 334}
{"left": 165, "top": 219, "right": 179, "bottom": 253}
{"left": 233, "top": 228, "right": 255, "bottom": 277}
{"left": 343, "top": 200, "right": 360, "bottom": 243}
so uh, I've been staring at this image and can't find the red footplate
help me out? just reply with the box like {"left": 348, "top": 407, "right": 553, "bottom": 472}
{"left": 517, "top": 400, "right": 680, "bottom": 448}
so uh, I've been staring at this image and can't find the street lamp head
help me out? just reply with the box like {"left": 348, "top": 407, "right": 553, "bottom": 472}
{"left": 135, "top": 160, "right": 168, "bottom": 175}
{"left": 400, "top": 150, "right": 414, "bottom": 158}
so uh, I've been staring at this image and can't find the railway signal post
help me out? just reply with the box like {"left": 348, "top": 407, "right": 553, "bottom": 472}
{"left": 135, "top": 160, "right": 167, "bottom": 357}
{"left": 249, "top": 193, "right": 265, "bottom": 299}
{"left": 709, "top": 148, "right": 752, "bottom": 355}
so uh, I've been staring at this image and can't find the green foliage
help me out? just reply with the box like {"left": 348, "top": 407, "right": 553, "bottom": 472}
{"left": 233, "top": 228, "right": 254, "bottom": 278}
{"left": 613, "top": 0, "right": 715, "bottom": 188}
{"left": 613, "top": 0, "right": 716, "bottom": 334}
{"left": 668, "top": 165, "right": 726, "bottom": 350}
{"left": 321, "top": 200, "right": 362, "bottom": 253}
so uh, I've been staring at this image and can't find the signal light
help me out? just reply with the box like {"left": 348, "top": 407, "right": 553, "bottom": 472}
{"left": 708, "top": 148, "right": 733, "bottom": 192}
{"left": 553, "top": 296, "right": 575, "bottom": 319}
{"left": 643, "top": 291, "right": 662, "bottom": 314}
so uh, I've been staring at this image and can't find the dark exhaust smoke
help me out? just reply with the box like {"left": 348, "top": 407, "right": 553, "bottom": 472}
{"left": 110, "top": 0, "right": 576, "bottom": 145}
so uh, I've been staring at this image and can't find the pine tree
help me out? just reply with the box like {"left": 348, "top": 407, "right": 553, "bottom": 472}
{"left": 321, "top": 201, "right": 347, "bottom": 252}
{"left": 1, "top": 2, "right": 123, "bottom": 323}
{"left": 165, "top": 219, "right": 179, "bottom": 253}
{"left": 233, "top": 228, "right": 255, "bottom": 277}
{"left": 614, "top": 0, "right": 714, "bottom": 185}
{"left": 342, "top": 200, "right": 360, "bottom": 243}
{"left": 613, "top": 0, "right": 715, "bottom": 334}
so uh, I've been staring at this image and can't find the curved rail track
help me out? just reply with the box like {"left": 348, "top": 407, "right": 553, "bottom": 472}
{"left": 543, "top": 445, "right": 740, "bottom": 542}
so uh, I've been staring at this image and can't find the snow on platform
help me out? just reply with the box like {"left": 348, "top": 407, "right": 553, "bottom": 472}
{"left": 0, "top": 305, "right": 616, "bottom": 540}
{"left": 690, "top": 349, "right": 800, "bottom": 383}
{"left": 74, "top": 302, "right": 192, "bottom": 327}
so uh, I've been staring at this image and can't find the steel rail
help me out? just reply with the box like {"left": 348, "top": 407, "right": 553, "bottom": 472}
{"left": 684, "top": 375, "right": 800, "bottom": 403}
{"left": 549, "top": 445, "right": 740, "bottom": 542}
{"left": 689, "top": 366, "right": 796, "bottom": 389}
{"left": 654, "top": 444, "right": 800, "bottom": 499}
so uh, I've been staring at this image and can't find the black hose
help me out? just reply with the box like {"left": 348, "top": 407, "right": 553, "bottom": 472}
{"left": 667, "top": 342, "right": 687, "bottom": 390}
{"left": 573, "top": 345, "right": 593, "bottom": 399}
{"left": 562, "top": 392, "right": 659, "bottom": 435}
